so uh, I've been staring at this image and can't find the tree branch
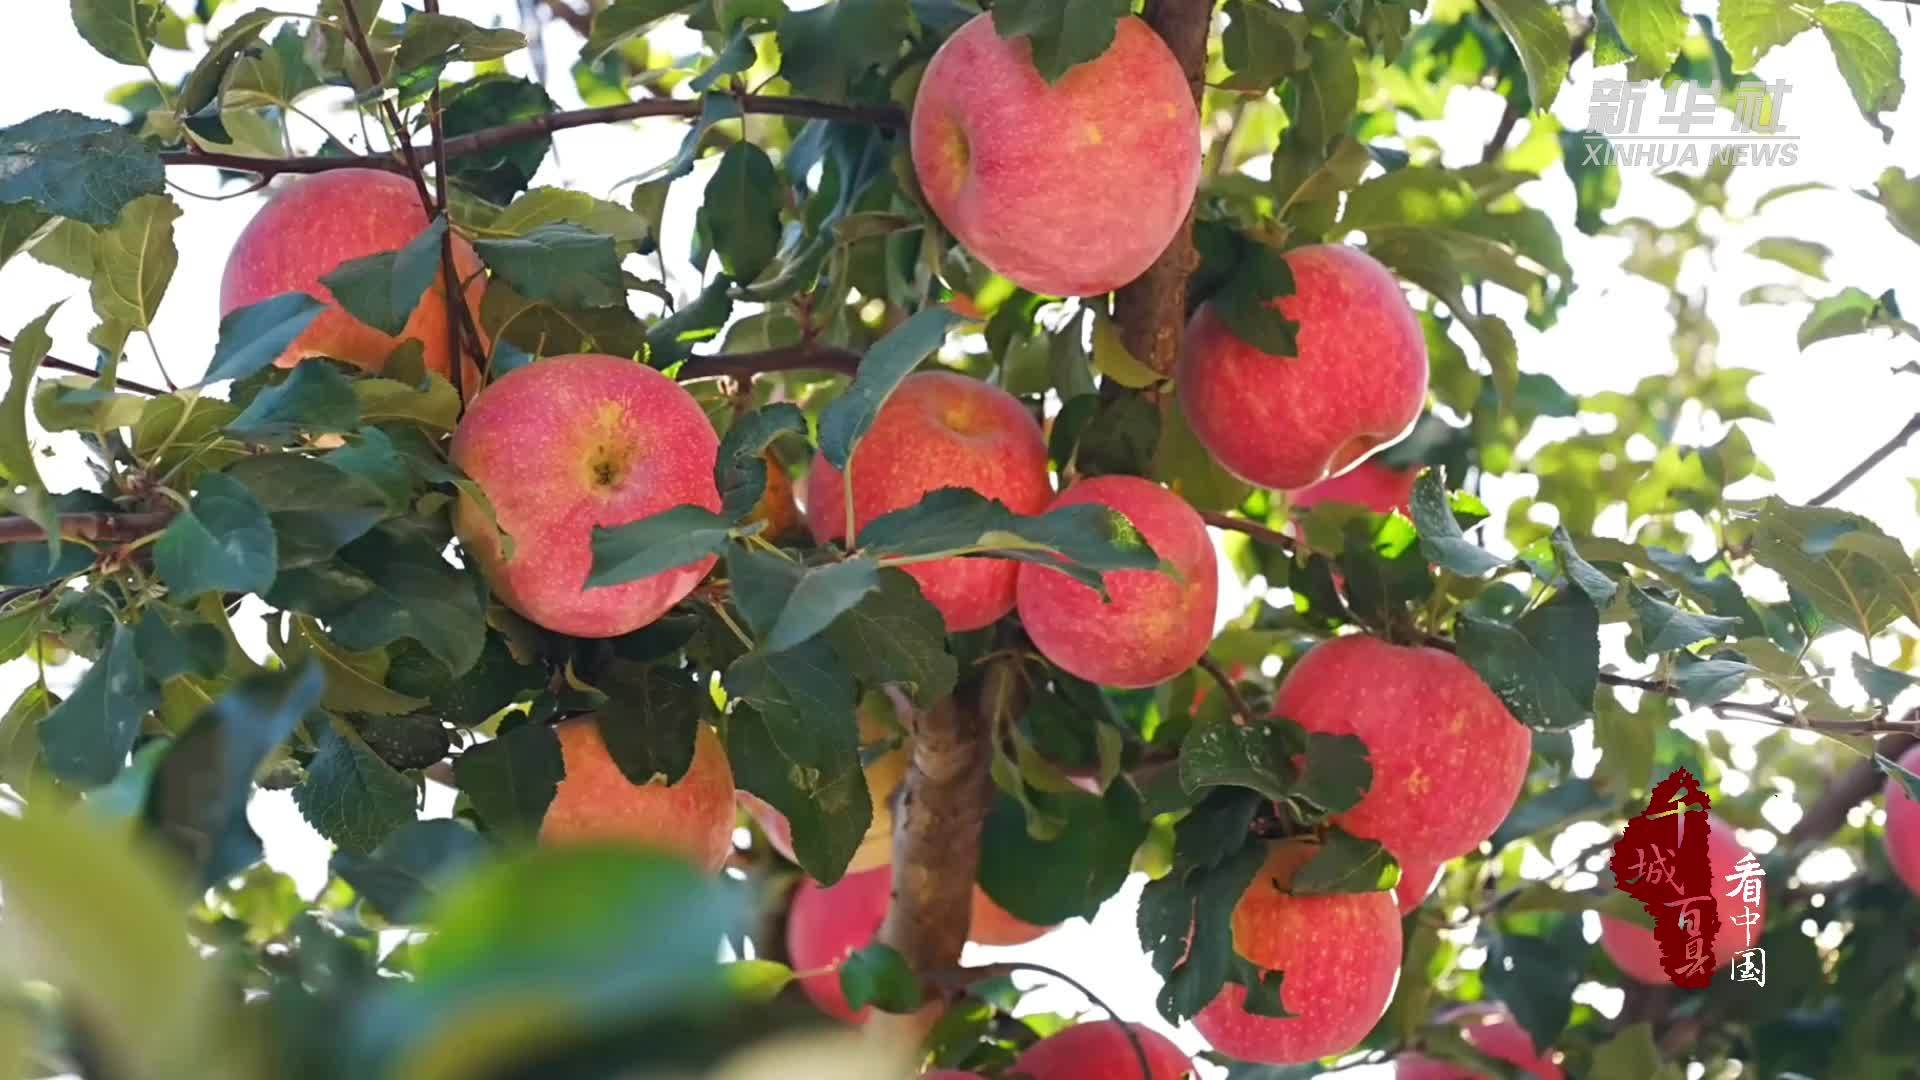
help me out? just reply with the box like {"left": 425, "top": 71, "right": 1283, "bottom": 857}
{"left": 338, "top": 2, "right": 436, "bottom": 214}
{"left": 158, "top": 96, "right": 906, "bottom": 180}
{"left": 674, "top": 344, "right": 862, "bottom": 382}
{"left": 0, "top": 335, "right": 166, "bottom": 396}
{"left": 421, "top": 0, "right": 477, "bottom": 402}
{"left": 1199, "top": 509, "right": 1298, "bottom": 555}
{"left": 1807, "top": 412, "right": 1920, "bottom": 506}
{"left": 1198, "top": 654, "right": 1258, "bottom": 724}
{"left": 541, "top": 0, "right": 594, "bottom": 36}
{"left": 0, "top": 511, "right": 173, "bottom": 544}
{"left": 1112, "top": 0, "right": 1213, "bottom": 376}
{"left": 1784, "top": 729, "right": 1918, "bottom": 856}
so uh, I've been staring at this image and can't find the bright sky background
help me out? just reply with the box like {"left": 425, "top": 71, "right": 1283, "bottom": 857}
{"left": 2, "top": 2, "right": 1919, "bottom": 1076}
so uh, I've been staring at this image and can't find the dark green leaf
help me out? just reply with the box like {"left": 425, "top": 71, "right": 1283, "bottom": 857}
{"left": 1211, "top": 244, "right": 1302, "bottom": 358}
{"left": 818, "top": 306, "right": 967, "bottom": 470}
{"left": 978, "top": 782, "right": 1147, "bottom": 924}
{"left": 1412, "top": 469, "right": 1506, "bottom": 576}
{"left": 1071, "top": 393, "right": 1162, "bottom": 478}
{"left": 1482, "top": 915, "right": 1588, "bottom": 1053}
{"left": 1560, "top": 130, "right": 1621, "bottom": 234}
{"left": 778, "top": 0, "right": 914, "bottom": 99}
{"left": 595, "top": 665, "right": 704, "bottom": 785}
{"left": 1180, "top": 717, "right": 1305, "bottom": 803}
{"left": 1289, "top": 828, "right": 1399, "bottom": 895}
{"left": 387, "top": 634, "right": 546, "bottom": 728}
{"left": 225, "top": 454, "right": 389, "bottom": 567}
{"left": 473, "top": 224, "right": 624, "bottom": 309}
{"left": 1745, "top": 497, "right": 1920, "bottom": 636}
{"left": 39, "top": 623, "right": 156, "bottom": 786}
{"left": 1551, "top": 527, "right": 1618, "bottom": 606}
{"left": 716, "top": 403, "right": 807, "bottom": 522}
{"left": 179, "top": 10, "right": 277, "bottom": 120}
{"left": 1491, "top": 776, "right": 1610, "bottom": 848}
{"left": 390, "top": 12, "right": 526, "bottom": 84}
{"left": 586, "top": 0, "right": 701, "bottom": 60}
{"left": 295, "top": 713, "right": 418, "bottom": 855}
{"left": 330, "top": 818, "right": 489, "bottom": 923}
{"left": 145, "top": 662, "right": 324, "bottom": 885}
{"left": 353, "top": 714, "right": 451, "bottom": 770}
{"left": 764, "top": 558, "right": 881, "bottom": 654}
{"left": 587, "top": 504, "right": 733, "bottom": 589}
{"left": 1294, "top": 732, "right": 1373, "bottom": 815}
{"left": 991, "top": 0, "right": 1132, "bottom": 83}
{"left": 1629, "top": 587, "right": 1742, "bottom": 652}
{"left": 132, "top": 605, "right": 226, "bottom": 682}
{"left": 858, "top": 487, "right": 1160, "bottom": 594}
{"left": 454, "top": 721, "right": 564, "bottom": 839}
{"left": 839, "top": 943, "right": 923, "bottom": 1014}
{"left": 1879, "top": 752, "right": 1920, "bottom": 801}
{"left": 441, "top": 76, "right": 556, "bottom": 204}
{"left": 1220, "top": 0, "right": 1303, "bottom": 91}
{"left": 0, "top": 110, "right": 164, "bottom": 226}
{"left": 226, "top": 361, "right": 361, "bottom": 442}
{"left": 1853, "top": 653, "right": 1918, "bottom": 704}
{"left": 319, "top": 214, "right": 448, "bottom": 337}
{"left": 1138, "top": 837, "right": 1265, "bottom": 1023}
{"left": 824, "top": 567, "right": 958, "bottom": 706}
{"left": 1480, "top": 0, "right": 1572, "bottom": 109}
{"left": 153, "top": 472, "right": 277, "bottom": 602}
{"left": 72, "top": 0, "right": 164, "bottom": 66}
{"left": 1457, "top": 590, "right": 1599, "bottom": 730}
{"left": 1667, "top": 654, "right": 1755, "bottom": 705}
{"left": 324, "top": 525, "right": 486, "bottom": 676}
{"left": 702, "top": 143, "right": 782, "bottom": 284}
{"left": 201, "top": 292, "right": 328, "bottom": 385}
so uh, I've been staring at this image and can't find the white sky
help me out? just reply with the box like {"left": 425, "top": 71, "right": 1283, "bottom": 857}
{"left": 2, "top": 2, "right": 1918, "bottom": 1076}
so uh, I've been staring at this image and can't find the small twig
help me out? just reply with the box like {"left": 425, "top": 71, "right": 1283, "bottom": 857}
{"left": 1199, "top": 510, "right": 1298, "bottom": 555}
{"left": 421, "top": 0, "right": 470, "bottom": 403}
{"left": 932, "top": 961, "right": 1156, "bottom": 1080}
{"left": 541, "top": 0, "right": 594, "bottom": 36}
{"left": 337, "top": 2, "right": 435, "bottom": 213}
{"left": 0, "top": 511, "right": 174, "bottom": 545}
{"left": 1480, "top": 24, "right": 1594, "bottom": 164}
{"left": 1784, "top": 731, "right": 1918, "bottom": 856}
{"left": 1198, "top": 654, "right": 1258, "bottom": 725}
{"left": 1807, "top": 412, "right": 1920, "bottom": 506}
{"left": 675, "top": 344, "right": 862, "bottom": 382}
{"left": 0, "top": 335, "right": 166, "bottom": 397}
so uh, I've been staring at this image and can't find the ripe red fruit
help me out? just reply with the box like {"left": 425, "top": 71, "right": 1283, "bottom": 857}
{"left": 1194, "top": 841, "right": 1402, "bottom": 1065}
{"left": 1013, "top": 1020, "right": 1193, "bottom": 1080}
{"left": 1274, "top": 636, "right": 1531, "bottom": 864}
{"left": 968, "top": 888, "right": 1052, "bottom": 948}
{"left": 1884, "top": 743, "right": 1920, "bottom": 896}
{"left": 451, "top": 353, "right": 722, "bottom": 637}
{"left": 1290, "top": 460, "right": 1419, "bottom": 516}
{"left": 911, "top": 15, "right": 1200, "bottom": 298}
{"left": 221, "top": 168, "right": 487, "bottom": 378}
{"left": 1394, "top": 855, "right": 1445, "bottom": 916}
{"left": 1015, "top": 476, "right": 1218, "bottom": 689}
{"left": 539, "top": 719, "right": 736, "bottom": 873}
{"left": 806, "top": 371, "right": 1051, "bottom": 632}
{"left": 1178, "top": 245, "right": 1427, "bottom": 491}
{"left": 1393, "top": 1004, "right": 1565, "bottom": 1079}
{"left": 1598, "top": 813, "right": 1764, "bottom": 984}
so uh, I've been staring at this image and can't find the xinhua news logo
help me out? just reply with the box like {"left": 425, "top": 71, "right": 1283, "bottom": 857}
{"left": 1579, "top": 78, "right": 1797, "bottom": 168}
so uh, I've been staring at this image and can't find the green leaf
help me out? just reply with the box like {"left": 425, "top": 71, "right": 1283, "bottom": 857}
{"left": 1457, "top": 590, "right": 1599, "bottom": 730}
{"left": 132, "top": 605, "right": 226, "bottom": 682}
{"left": 295, "top": 713, "right": 418, "bottom": 855}
{"left": 1294, "top": 732, "right": 1374, "bottom": 815}
{"left": 823, "top": 567, "right": 958, "bottom": 707}
{"left": 1551, "top": 527, "right": 1619, "bottom": 606}
{"left": 284, "top": 616, "right": 425, "bottom": 715}
{"left": 1220, "top": 0, "right": 1303, "bottom": 91}
{"left": 818, "top": 306, "right": 967, "bottom": 470}
{"left": 1798, "top": 286, "right": 1916, "bottom": 348}
{"left": 1210, "top": 244, "right": 1302, "bottom": 358}
{"left": 0, "top": 203, "right": 52, "bottom": 271}
{"left": 39, "top": 623, "right": 157, "bottom": 786}
{"left": 1070, "top": 393, "right": 1161, "bottom": 479}
{"left": 778, "top": 0, "right": 915, "bottom": 99}
{"left": 89, "top": 193, "right": 178, "bottom": 334}
{"left": 1411, "top": 470, "right": 1507, "bottom": 576}
{"left": 71, "top": 0, "right": 164, "bottom": 66}
{"left": 1866, "top": 167, "right": 1920, "bottom": 246}
{"left": 226, "top": 361, "right": 362, "bottom": 442}
{"left": 586, "top": 0, "right": 701, "bottom": 60}
{"left": 153, "top": 472, "right": 278, "bottom": 601}
{"left": 454, "top": 721, "right": 564, "bottom": 839}
{"left": 716, "top": 403, "right": 807, "bottom": 522}
{"left": 492, "top": 187, "right": 656, "bottom": 254}
{"left": 1090, "top": 313, "right": 1162, "bottom": 388}
{"left": 1745, "top": 497, "right": 1920, "bottom": 636}
{"left": 179, "top": 10, "right": 277, "bottom": 121}
{"left": 1591, "top": 1024, "right": 1681, "bottom": 1080}
{"left": 0, "top": 110, "right": 164, "bottom": 226}
{"left": 225, "top": 454, "right": 389, "bottom": 568}
{"left": 330, "top": 819, "right": 488, "bottom": 923}
{"left": 1667, "top": 654, "right": 1755, "bottom": 705}
{"left": 1879, "top": 751, "right": 1920, "bottom": 801}
{"left": 1479, "top": 0, "right": 1572, "bottom": 109}
{"left": 858, "top": 487, "right": 1161, "bottom": 594}
{"left": 1748, "top": 236, "right": 1831, "bottom": 279}
{"left": 0, "top": 303, "right": 60, "bottom": 516}
{"left": 320, "top": 214, "right": 449, "bottom": 337}
{"left": 1609, "top": 0, "right": 1689, "bottom": 75}
{"left": 1720, "top": 0, "right": 1817, "bottom": 70}
{"left": 978, "top": 782, "right": 1147, "bottom": 924}
{"left": 839, "top": 943, "right": 923, "bottom": 1014}
{"left": 1153, "top": 390, "right": 1253, "bottom": 514}
{"left": 387, "top": 634, "right": 545, "bottom": 729}
{"left": 472, "top": 224, "right": 624, "bottom": 309}
{"left": 1815, "top": 3, "right": 1903, "bottom": 130}
{"left": 1180, "top": 717, "right": 1305, "bottom": 803}
{"left": 1289, "top": 828, "right": 1400, "bottom": 895}
{"left": 587, "top": 504, "right": 733, "bottom": 589}
{"left": 725, "top": 959, "right": 796, "bottom": 1003}
{"left": 146, "top": 662, "right": 323, "bottom": 886}
{"left": 314, "top": 525, "right": 486, "bottom": 676}
{"left": 703, "top": 143, "right": 783, "bottom": 285}
{"left": 1138, "top": 828, "right": 1266, "bottom": 1024}
{"left": 763, "top": 558, "right": 882, "bottom": 655}
{"left": 1852, "top": 653, "right": 1917, "bottom": 704}
{"left": 1628, "top": 587, "right": 1743, "bottom": 652}
{"left": 390, "top": 12, "right": 526, "bottom": 82}
{"left": 1481, "top": 915, "right": 1588, "bottom": 1054}
{"left": 724, "top": 641, "right": 869, "bottom": 884}
{"left": 991, "top": 0, "right": 1132, "bottom": 83}
{"left": 1560, "top": 130, "right": 1622, "bottom": 235}
{"left": 595, "top": 665, "right": 704, "bottom": 785}
{"left": 1367, "top": 228, "right": 1520, "bottom": 405}
{"left": 442, "top": 76, "right": 556, "bottom": 204}
{"left": 201, "top": 292, "right": 328, "bottom": 384}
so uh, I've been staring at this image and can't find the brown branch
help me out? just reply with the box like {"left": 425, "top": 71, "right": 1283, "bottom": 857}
{"left": 1199, "top": 509, "right": 1298, "bottom": 555}
{"left": 158, "top": 96, "right": 906, "bottom": 180}
{"left": 675, "top": 344, "right": 862, "bottom": 382}
{"left": 878, "top": 661, "right": 1011, "bottom": 995}
{"left": 0, "top": 335, "right": 166, "bottom": 397}
{"left": 421, "top": 0, "right": 472, "bottom": 403}
{"left": 0, "top": 511, "right": 173, "bottom": 545}
{"left": 541, "top": 0, "right": 594, "bottom": 36}
{"left": 338, "top": 2, "right": 436, "bottom": 214}
{"left": 1807, "top": 412, "right": 1920, "bottom": 506}
{"left": 1784, "top": 729, "right": 1919, "bottom": 856}
{"left": 1198, "top": 654, "right": 1258, "bottom": 725}
{"left": 1112, "top": 0, "right": 1213, "bottom": 376}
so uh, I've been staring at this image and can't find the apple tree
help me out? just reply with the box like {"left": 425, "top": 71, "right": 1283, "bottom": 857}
{"left": 0, "top": 0, "right": 1916, "bottom": 1077}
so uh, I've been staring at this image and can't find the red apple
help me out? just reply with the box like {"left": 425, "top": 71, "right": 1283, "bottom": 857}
{"left": 1884, "top": 743, "right": 1920, "bottom": 896}
{"left": 1274, "top": 636, "right": 1530, "bottom": 864}
{"left": 1290, "top": 460, "right": 1419, "bottom": 516}
{"left": 911, "top": 14, "right": 1200, "bottom": 297}
{"left": 1394, "top": 855, "right": 1445, "bottom": 916}
{"left": 1013, "top": 1020, "right": 1193, "bottom": 1080}
{"left": 740, "top": 707, "right": 909, "bottom": 876}
{"left": 451, "top": 353, "right": 722, "bottom": 637}
{"left": 1178, "top": 245, "right": 1427, "bottom": 490}
{"left": 221, "top": 168, "right": 487, "bottom": 378}
{"left": 806, "top": 371, "right": 1051, "bottom": 632}
{"left": 1393, "top": 1004, "right": 1565, "bottom": 1079}
{"left": 923, "top": 1074, "right": 982, "bottom": 1080}
{"left": 1015, "top": 476, "right": 1217, "bottom": 689}
{"left": 1194, "top": 841, "right": 1402, "bottom": 1065}
{"left": 1599, "top": 813, "right": 1764, "bottom": 984}
{"left": 969, "top": 888, "right": 1052, "bottom": 948}
{"left": 539, "top": 717, "right": 736, "bottom": 873}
